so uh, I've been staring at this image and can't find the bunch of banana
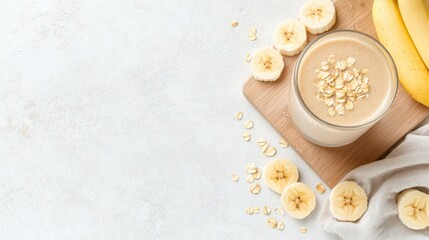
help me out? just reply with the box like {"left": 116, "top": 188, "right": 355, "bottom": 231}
{"left": 329, "top": 181, "right": 368, "bottom": 222}
{"left": 397, "top": 189, "right": 429, "bottom": 230}
{"left": 372, "top": 0, "right": 429, "bottom": 107}
{"left": 398, "top": 0, "right": 429, "bottom": 69}
{"left": 251, "top": 0, "right": 336, "bottom": 81}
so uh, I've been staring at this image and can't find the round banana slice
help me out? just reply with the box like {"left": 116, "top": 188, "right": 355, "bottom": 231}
{"left": 397, "top": 189, "right": 429, "bottom": 230}
{"left": 329, "top": 181, "right": 368, "bottom": 222}
{"left": 273, "top": 19, "right": 307, "bottom": 56}
{"left": 281, "top": 182, "right": 316, "bottom": 219}
{"left": 263, "top": 159, "right": 299, "bottom": 194}
{"left": 251, "top": 47, "right": 284, "bottom": 82}
{"left": 299, "top": 0, "right": 336, "bottom": 34}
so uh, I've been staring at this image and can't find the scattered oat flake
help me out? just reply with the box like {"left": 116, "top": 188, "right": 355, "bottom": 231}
{"left": 231, "top": 20, "right": 238, "bottom": 27}
{"left": 278, "top": 222, "right": 285, "bottom": 231}
{"left": 260, "top": 144, "right": 269, "bottom": 153}
{"left": 231, "top": 173, "right": 239, "bottom": 182}
{"left": 246, "top": 207, "right": 254, "bottom": 215}
{"left": 328, "top": 106, "right": 336, "bottom": 116}
{"left": 257, "top": 138, "right": 267, "bottom": 147}
{"left": 300, "top": 227, "right": 308, "bottom": 233}
{"left": 236, "top": 112, "right": 243, "bottom": 120}
{"left": 245, "top": 163, "right": 257, "bottom": 174}
{"left": 328, "top": 54, "right": 336, "bottom": 64}
{"left": 250, "top": 26, "right": 257, "bottom": 34}
{"left": 249, "top": 35, "right": 257, "bottom": 41}
{"left": 316, "top": 183, "right": 326, "bottom": 194}
{"left": 253, "top": 170, "right": 261, "bottom": 180}
{"left": 262, "top": 206, "right": 271, "bottom": 215}
{"left": 245, "top": 54, "right": 252, "bottom": 62}
{"left": 246, "top": 175, "right": 254, "bottom": 183}
{"left": 244, "top": 120, "right": 254, "bottom": 129}
{"left": 264, "top": 146, "right": 277, "bottom": 157}
{"left": 267, "top": 218, "right": 278, "bottom": 228}
{"left": 253, "top": 207, "right": 260, "bottom": 214}
{"left": 345, "top": 100, "right": 354, "bottom": 111}
{"left": 321, "top": 61, "right": 329, "bottom": 71}
{"left": 250, "top": 183, "right": 261, "bottom": 194}
{"left": 279, "top": 138, "right": 289, "bottom": 148}
{"left": 275, "top": 207, "right": 285, "bottom": 216}
{"left": 346, "top": 57, "right": 355, "bottom": 67}
{"left": 243, "top": 132, "right": 251, "bottom": 141}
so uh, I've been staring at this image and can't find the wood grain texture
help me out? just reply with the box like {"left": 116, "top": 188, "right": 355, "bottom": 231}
{"left": 242, "top": 0, "right": 429, "bottom": 188}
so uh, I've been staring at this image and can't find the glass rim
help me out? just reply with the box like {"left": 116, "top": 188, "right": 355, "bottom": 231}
{"left": 292, "top": 30, "right": 398, "bottom": 130}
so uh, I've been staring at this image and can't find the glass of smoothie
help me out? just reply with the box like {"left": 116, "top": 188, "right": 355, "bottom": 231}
{"left": 289, "top": 30, "right": 398, "bottom": 147}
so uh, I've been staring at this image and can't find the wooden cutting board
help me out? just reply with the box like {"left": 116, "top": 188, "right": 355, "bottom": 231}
{"left": 243, "top": 0, "right": 429, "bottom": 188}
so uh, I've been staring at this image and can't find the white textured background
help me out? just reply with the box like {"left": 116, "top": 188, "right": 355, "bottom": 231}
{"left": 0, "top": 0, "right": 340, "bottom": 239}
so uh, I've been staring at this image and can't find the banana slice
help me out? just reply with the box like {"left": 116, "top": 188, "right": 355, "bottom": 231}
{"left": 273, "top": 19, "right": 307, "bottom": 56}
{"left": 329, "top": 181, "right": 368, "bottom": 222}
{"left": 263, "top": 159, "right": 299, "bottom": 194}
{"left": 299, "top": 0, "right": 336, "bottom": 34}
{"left": 281, "top": 182, "right": 316, "bottom": 219}
{"left": 251, "top": 47, "right": 284, "bottom": 82}
{"left": 397, "top": 189, "right": 429, "bottom": 230}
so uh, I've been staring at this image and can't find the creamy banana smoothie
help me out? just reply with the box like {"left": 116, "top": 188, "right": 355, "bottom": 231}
{"left": 289, "top": 31, "right": 397, "bottom": 147}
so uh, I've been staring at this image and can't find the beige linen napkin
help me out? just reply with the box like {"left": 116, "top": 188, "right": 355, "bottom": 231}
{"left": 319, "top": 123, "right": 429, "bottom": 240}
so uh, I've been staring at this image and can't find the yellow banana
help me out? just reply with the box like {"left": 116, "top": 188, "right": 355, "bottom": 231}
{"left": 372, "top": 0, "right": 429, "bottom": 107}
{"left": 398, "top": 0, "right": 429, "bottom": 69}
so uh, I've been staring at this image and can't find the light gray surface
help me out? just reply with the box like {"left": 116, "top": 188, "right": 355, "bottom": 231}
{"left": 0, "top": 0, "right": 339, "bottom": 239}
